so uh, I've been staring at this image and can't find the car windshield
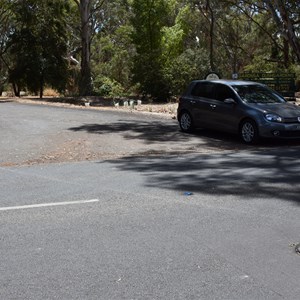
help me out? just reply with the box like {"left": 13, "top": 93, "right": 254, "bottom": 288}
{"left": 232, "top": 85, "right": 286, "bottom": 104}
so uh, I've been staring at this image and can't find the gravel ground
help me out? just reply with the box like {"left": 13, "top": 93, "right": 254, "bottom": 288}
{"left": 0, "top": 98, "right": 183, "bottom": 167}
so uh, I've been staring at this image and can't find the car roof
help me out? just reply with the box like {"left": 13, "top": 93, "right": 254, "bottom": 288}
{"left": 191, "top": 79, "right": 262, "bottom": 86}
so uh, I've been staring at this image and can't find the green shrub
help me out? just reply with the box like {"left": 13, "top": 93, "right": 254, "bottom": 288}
{"left": 93, "top": 76, "right": 125, "bottom": 97}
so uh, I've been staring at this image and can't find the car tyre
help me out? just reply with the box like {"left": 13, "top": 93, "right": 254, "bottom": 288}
{"left": 240, "top": 119, "right": 259, "bottom": 144}
{"left": 179, "top": 111, "right": 194, "bottom": 133}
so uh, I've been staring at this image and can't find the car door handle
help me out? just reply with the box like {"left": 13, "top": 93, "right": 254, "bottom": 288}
{"left": 210, "top": 104, "right": 217, "bottom": 109}
{"left": 190, "top": 100, "right": 196, "bottom": 104}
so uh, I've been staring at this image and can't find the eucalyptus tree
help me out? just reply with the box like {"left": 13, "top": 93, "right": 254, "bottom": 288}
{"left": 192, "top": 0, "right": 226, "bottom": 72}
{"left": 190, "top": 0, "right": 289, "bottom": 75}
{"left": 265, "top": 0, "right": 300, "bottom": 63}
{"left": 72, "top": 0, "right": 107, "bottom": 96}
{"left": 131, "top": 0, "right": 171, "bottom": 101}
{"left": 215, "top": 1, "right": 262, "bottom": 75}
{"left": 161, "top": 1, "right": 210, "bottom": 94}
{"left": 8, "top": 0, "right": 70, "bottom": 98}
{"left": 91, "top": 0, "right": 134, "bottom": 96}
{"left": 73, "top": 0, "right": 92, "bottom": 96}
{"left": 0, "top": 0, "right": 12, "bottom": 93}
{"left": 224, "top": 0, "right": 300, "bottom": 68}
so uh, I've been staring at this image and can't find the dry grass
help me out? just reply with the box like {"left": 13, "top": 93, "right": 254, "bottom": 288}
{"left": 43, "top": 88, "right": 60, "bottom": 97}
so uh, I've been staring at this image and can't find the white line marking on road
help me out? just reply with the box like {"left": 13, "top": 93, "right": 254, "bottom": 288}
{"left": 0, "top": 199, "right": 99, "bottom": 211}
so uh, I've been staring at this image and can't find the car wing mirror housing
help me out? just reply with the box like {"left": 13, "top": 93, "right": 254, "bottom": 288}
{"left": 224, "top": 98, "right": 236, "bottom": 104}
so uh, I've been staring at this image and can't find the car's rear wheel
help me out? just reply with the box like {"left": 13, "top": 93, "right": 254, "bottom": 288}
{"left": 179, "top": 111, "right": 194, "bottom": 133}
{"left": 240, "top": 119, "right": 259, "bottom": 144}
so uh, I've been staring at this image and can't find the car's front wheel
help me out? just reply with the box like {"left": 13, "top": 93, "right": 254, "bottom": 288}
{"left": 179, "top": 111, "right": 194, "bottom": 133}
{"left": 240, "top": 119, "right": 259, "bottom": 144}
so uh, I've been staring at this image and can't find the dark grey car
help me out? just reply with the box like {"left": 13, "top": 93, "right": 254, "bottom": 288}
{"left": 177, "top": 80, "right": 300, "bottom": 144}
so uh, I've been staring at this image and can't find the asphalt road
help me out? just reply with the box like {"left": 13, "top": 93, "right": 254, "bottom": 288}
{"left": 1, "top": 101, "right": 300, "bottom": 299}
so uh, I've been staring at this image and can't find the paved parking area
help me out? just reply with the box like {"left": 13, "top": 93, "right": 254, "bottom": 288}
{"left": 1, "top": 101, "right": 300, "bottom": 299}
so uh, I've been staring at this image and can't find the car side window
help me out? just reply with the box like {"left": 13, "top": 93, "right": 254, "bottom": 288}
{"left": 191, "top": 82, "right": 215, "bottom": 99}
{"left": 215, "top": 84, "right": 236, "bottom": 101}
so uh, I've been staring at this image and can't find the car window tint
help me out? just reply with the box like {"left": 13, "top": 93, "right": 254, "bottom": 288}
{"left": 215, "top": 84, "right": 236, "bottom": 101}
{"left": 191, "top": 82, "right": 215, "bottom": 99}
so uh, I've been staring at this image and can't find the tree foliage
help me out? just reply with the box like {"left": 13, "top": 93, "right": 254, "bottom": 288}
{"left": 1, "top": 0, "right": 300, "bottom": 100}
{"left": 130, "top": 0, "right": 171, "bottom": 101}
{"left": 7, "top": 0, "right": 69, "bottom": 98}
{"left": 91, "top": 0, "right": 134, "bottom": 96}
{"left": 0, "top": 0, "right": 12, "bottom": 94}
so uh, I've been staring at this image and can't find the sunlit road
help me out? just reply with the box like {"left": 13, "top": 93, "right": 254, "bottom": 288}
{"left": 1, "top": 101, "right": 300, "bottom": 299}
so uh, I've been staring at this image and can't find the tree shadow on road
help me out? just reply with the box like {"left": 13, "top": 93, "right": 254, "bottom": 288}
{"left": 105, "top": 148, "right": 300, "bottom": 203}
{"left": 69, "top": 120, "right": 182, "bottom": 144}
{"left": 70, "top": 120, "right": 300, "bottom": 203}
{"left": 69, "top": 119, "right": 300, "bottom": 149}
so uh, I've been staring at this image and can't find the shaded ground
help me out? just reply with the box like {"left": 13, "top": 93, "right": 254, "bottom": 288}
{"left": 104, "top": 148, "right": 300, "bottom": 203}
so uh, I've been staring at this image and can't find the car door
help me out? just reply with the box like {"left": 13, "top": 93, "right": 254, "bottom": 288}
{"left": 209, "top": 84, "right": 242, "bottom": 133}
{"left": 190, "top": 82, "right": 216, "bottom": 128}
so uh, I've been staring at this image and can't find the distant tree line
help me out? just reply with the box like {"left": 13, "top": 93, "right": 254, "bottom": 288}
{"left": 0, "top": 0, "right": 300, "bottom": 101}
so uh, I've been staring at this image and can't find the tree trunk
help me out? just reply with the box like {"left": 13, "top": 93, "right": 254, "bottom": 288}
{"left": 283, "top": 39, "right": 289, "bottom": 68}
{"left": 207, "top": 0, "right": 215, "bottom": 71}
{"left": 39, "top": 74, "right": 44, "bottom": 99}
{"left": 276, "top": 0, "right": 300, "bottom": 63}
{"left": 12, "top": 82, "right": 20, "bottom": 97}
{"left": 266, "top": 0, "right": 300, "bottom": 63}
{"left": 78, "top": 0, "right": 93, "bottom": 96}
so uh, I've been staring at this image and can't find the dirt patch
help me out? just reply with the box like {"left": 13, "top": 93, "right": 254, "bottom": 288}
{"left": 116, "top": 103, "right": 177, "bottom": 118}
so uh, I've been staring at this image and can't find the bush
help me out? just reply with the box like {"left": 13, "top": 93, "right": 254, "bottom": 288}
{"left": 93, "top": 76, "right": 125, "bottom": 97}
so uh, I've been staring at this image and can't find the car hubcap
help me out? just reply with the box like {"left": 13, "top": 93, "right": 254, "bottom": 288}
{"left": 181, "top": 113, "right": 191, "bottom": 130}
{"left": 242, "top": 123, "right": 254, "bottom": 142}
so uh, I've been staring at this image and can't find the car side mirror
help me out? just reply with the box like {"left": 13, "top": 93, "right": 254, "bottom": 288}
{"left": 224, "top": 98, "right": 236, "bottom": 104}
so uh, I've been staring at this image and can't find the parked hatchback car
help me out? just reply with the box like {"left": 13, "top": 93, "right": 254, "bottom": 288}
{"left": 177, "top": 80, "right": 300, "bottom": 144}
